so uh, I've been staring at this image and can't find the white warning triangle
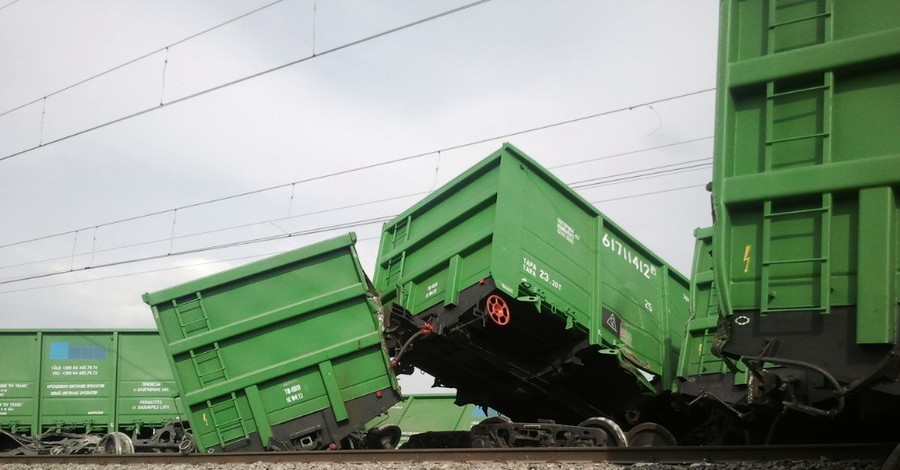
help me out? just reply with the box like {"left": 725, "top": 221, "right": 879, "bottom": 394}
{"left": 606, "top": 314, "right": 618, "bottom": 332}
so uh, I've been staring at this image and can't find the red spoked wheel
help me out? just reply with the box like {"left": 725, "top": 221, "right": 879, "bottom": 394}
{"left": 485, "top": 295, "right": 511, "bottom": 326}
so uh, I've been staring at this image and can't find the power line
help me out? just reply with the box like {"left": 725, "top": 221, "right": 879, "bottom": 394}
{"left": 435, "top": 89, "right": 713, "bottom": 155}
{"left": 0, "top": 89, "right": 713, "bottom": 250}
{"left": 0, "top": 0, "right": 492, "bottom": 164}
{"left": 0, "top": 159, "right": 711, "bottom": 286}
{"left": 0, "top": 0, "right": 22, "bottom": 13}
{"left": 548, "top": 136, "right": 712, "bottom": 170}
{"left": 576, "top": 165, "right": 711, "bottom": 190}
{"left": 0, "top": 215, "right": 394, "bottom": 286}
{"left": 0, "top": 191, "right": 428, "bottom": 272}
{"left": 0, "top": 253, "right": 273, "bottom": 295}
{"left": 0, "top": 142, "right": 713, "bottom": 285}
{"left": 569, "top": 158, "right": 711, "bottom": 190}
{"left": 0, "top": 233, "right": 387, "bottom": 295}
{"left": 0, "top": 158, "right": 709, "bottom": 283}
{"left": 0, "top": 179, "right": 708, "bottom": 292}
{"left": 591, "top": 183, "right": 706, "bottom": 204}
{"left": 0, "top": 0, "right": 287, "bottom": 120}
{"left": 0, "top": 151, "right": 708, "bottom": 273}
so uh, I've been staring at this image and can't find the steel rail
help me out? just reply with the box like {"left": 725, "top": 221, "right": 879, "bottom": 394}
{"left": 0, "top": 444, "right": 892, "bottom": 465}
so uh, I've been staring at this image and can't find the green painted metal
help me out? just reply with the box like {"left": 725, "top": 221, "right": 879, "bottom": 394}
{"left": 115, "top": 332, "right": 182, "bottom": 432}
{"left": 0, "top": 330, "right": 180, "bottom": 438}
{"left": 711, "top": 0, "right": 900, "bottom": 343}
{"left": 677, "top": 228, "right": 747, "bottom": 383}
{"left": 0, "top": 332, "right": 40, "bottom": 435}
{"left": 373, "top": 143, "right": 691, "bottom": 392}
{"left": 143, "top": 233, "right": 401, "bottom": 452}
{"left": 857, "top": 187, "right": 897, "bottom": 343}
{"left": 366, "top": 394, "right": 490, "bottom": 445}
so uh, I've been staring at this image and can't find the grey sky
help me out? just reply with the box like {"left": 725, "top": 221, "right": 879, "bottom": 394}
{"left": 0, "top": 1, "right": 718, "bottom": 391}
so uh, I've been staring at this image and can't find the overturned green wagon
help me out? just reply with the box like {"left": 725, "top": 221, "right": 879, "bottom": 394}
{"left": 374, "top": 143, "right": 690, "bottom": 437}
{"left": 143, "top": 233, "right": 401, "bottom": 452}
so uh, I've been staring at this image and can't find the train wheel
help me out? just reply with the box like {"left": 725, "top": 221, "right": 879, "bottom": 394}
{"left": 486, "top": 295, "right": 511, "bottom": 325}
{"left": 471, "top": 435, "right": 494, "bottom": 448}
{"left": 472, "top": 416, "right": 512, "bottom": 447}
{"left": 577, "top": 417, "right": 628, "bottom": 447}
{"left": 97, "top": 432, "right": 134, "bottom": 454}
{"left": 178, "top": 433, "right": 197, "bottom": 454}
{"left": 364, "top": 425, "right": 401, "bottom": 449}
{"left": 626, "top": 423, "right": 678, "bottom": 447}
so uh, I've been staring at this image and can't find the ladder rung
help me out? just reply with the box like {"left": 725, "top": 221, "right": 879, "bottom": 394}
{"left": 199, "top": 369, "right": 225, "bottom": 378}
{"left": 763, "top": 257, "right": 827, "bottom": 266}
{"left": 179, "top": 318, "right": 208, "bottom": 327}
{"left": 217, "top": 418, "right": 243, "bottom": 427}
{"left": 766, "top": 132, "right": 829, "bottom": 145}
{"left": 217, "top": 423, "right": 244, "bottom": 433}
{"left": 763, "top": 306, "right": 829, "bottom": 313}
{"left": 764, "top": 206, "right": 828, "bottom": 218}
{"left": 191, "top": 349, "right": 219, "bottom": 359}
{"left": 767, "top": 84, "right": 830, "bottom": 99}
{"left": 768, "top": 12, "right": 831, "bottom": 29}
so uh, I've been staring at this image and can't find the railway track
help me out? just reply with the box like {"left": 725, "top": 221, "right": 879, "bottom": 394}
{"left": 0, "top": 443, "right": 893, "bottom": 466}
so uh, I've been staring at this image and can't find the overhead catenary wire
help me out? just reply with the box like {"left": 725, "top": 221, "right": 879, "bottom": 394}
{"left": 2, "top": 152, "right": 704, "bottom": 271}
{"left": 0, "top": 252, "right": 276, "bottom": 295}
{"left": 549, "top": 136, "right": 712, "bottom": 170}
{"left": 0, "top": 0, "right": 493, "bottom": 164}
{"left": 0, "top": 152, "right": 710, "bottom": 280}
{"left": 591, "top": 183, "right": 706, "bottom": 204}
{"left": 0, "top": 232, "right": 387, "bottom": 295}
{"left": 0, "top": 0, "right": 22, "bottom": 14}
{"left": 1, "top": 152, "right": 707, "bottom": 274}
{"left": 569, "top": 158, "right": 711, "bottom": 190}
{"left": 0, "top": 179, "right": 706, "bottom": 295}
{"left": 0, "top": 89, "right": 713, "bottom": 251}
{"left": 0, "top": 0, "right": 288, "bottom": 120}
{"left": 0, "top": 215, "right": 394, "bottom": 286}
{"left": 0, "top": 160, "right": 709, "bottom": 286}
{"left": 0, "top": 191, "right": 429, "bottom": 272}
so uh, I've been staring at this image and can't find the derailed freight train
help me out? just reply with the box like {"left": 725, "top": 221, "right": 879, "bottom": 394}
{"left": 677, "top": 0, "right": 900, "bottom": 445}
{"left": 373, "top": 143, "right": 693, "bottom": 447}
{"left": 12, "top": 3, "right": 898, "bottom": 453}
{"left": 3, "top": 147, "right": 697, "bottom": 453}
{"left": 143, "top": 234, "right": 403, "bottom": 452}
{"left": 0, "top": 329, "right": 487, "bottom": 454}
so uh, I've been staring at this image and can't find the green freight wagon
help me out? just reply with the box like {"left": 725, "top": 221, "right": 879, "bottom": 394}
{"left": 675, "top": 228, "right": 753, "bottom": 444}
{"left": 0, "top": 330, "right": 187, "bottom": 454}
{"left": 677, "top": 228, "right": 746, "bottom": 396}
{"left": 374, "top": 143, "right": 690, "bottom": 443}
{"left": 365, "top": 394, "right": 494, "bottom": 448}
{"left": 143, "top": 233, "right": 401, "bottom": 452}
{"left": 679, "top": 0, "right": 900, "bottom": 444}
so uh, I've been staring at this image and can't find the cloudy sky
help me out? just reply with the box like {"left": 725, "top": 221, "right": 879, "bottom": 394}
{"left": 0, "top": 0, "right": 718, "bottom": 389}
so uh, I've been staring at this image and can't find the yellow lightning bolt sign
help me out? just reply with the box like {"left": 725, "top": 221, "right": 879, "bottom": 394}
{"left": 743, "top": 245, "right": 752, "bottom": 273}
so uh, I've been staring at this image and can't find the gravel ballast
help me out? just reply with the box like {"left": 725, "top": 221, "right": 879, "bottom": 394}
{"left": 0, "top": 459, "right": 885, "bottom": 470}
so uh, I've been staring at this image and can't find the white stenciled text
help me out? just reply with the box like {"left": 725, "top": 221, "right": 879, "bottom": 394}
{"left": 602, "top": 233, "right": 657, "bottom": 279}
{"left": 522, "top": 257, "right": 563, "bottom": 290}
{"left": 284, "top": 384, "right": 305, "bottom": 404}
{"left": 556, "top": 218, "right": 581, "bottom": 245}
